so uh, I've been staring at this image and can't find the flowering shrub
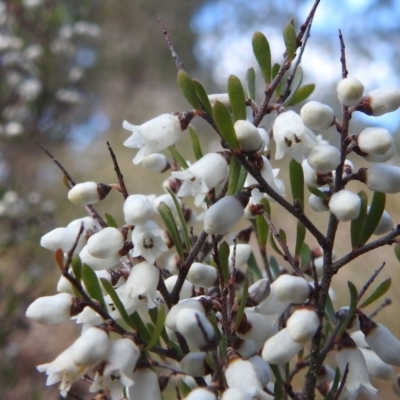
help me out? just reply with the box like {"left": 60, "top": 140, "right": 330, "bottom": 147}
{"left": 28, "top": 2, "right": 400, "bottom": 399}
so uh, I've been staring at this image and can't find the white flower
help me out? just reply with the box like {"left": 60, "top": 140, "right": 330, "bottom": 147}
{"left": 329, "top": 190, "right": 361, "bottom": 221}
{"left": 365, "top": 164, "right": 400, "bottom": 193}
{"left": 86, "top": 227, "right": 124, "bottom": 259}
{"left": 140, "top": 153, "right": 169, "bottom": 172}
{"left": 248, "top": 355, "right": 271, "bottom": 387}
{"left": 180, "top": 352, "right": 208, "bottom": 377}
{"left": 357, "top": 127, "right": 395, "bottom": 162}
{"left": 286, "top": 307, "right": 319, "bottom": 343}
{"left": 371, "top": 208, "right": 393, "bottom": 235}
{"left": 208, "top": 93, "right": 230, "bottom": 107}
{"left": 184, "top": 388, "right": 217, "bottom": 400}
{"left": 164, "top": 275, "right": 193, "bottom": 299}
{"left": 26, "top": 293, "right": 73, "bottom": 324}
{"left": 307, "top": 144, "right": 341, "bottom": 174}
{"left": 234, "top": 120, "right": 263, "bottom": 152}
{"left": 337, "top": 76, "right": 364, "bottom": 106}
{"left": 248, "top": 278, "right": 271, "bottom": 305}
{"left": 258, "top": 127, "right": 270, "bottom": 151}
{"left": 79, "top": 245, "right": 121, "bottom": 271}
{"left": 165, "top": 298, "right": 208, "bottom": 332}
{"left": 236, "top": 310, "right": 278, "bottom": 342}
{"left": 68, "top": 182, "right": 111, "bottom": 206}
{"left": 130, "top": 220, "right": 168, "bottom": 263}
{"left": 153, "top": 193, "right": 181, "bottom": 217}
{"left": 273, "top": 110, "right": 318, "bottom": 163}
{"left": 172, "top": 153, "right": 229, "bottom": 207}
{"left": 228, "top": 243, "right": 252, "bottom": 269}
{"left": 123, "top": 113, "right": 185, "bottom": 164}
{"left": 40, "top": 225, "right": 86, "bottom": 254}
{"left": 359, "top": 347, "right": 393, "bottom": 380}
{"left": 365, "top": 86, "right": 400, "bottom": 116}
{"left": 221, "top": 388, "right": 254, "bottom": 400}
{"left": 300, "top": 101, "right": 335, "bottom": 131}
{"left": 302, "top": 159, "right": 320, "bottom": 187}
{"left": 127, "top": 367, "right": 162, "bottom": 400}
{"left": 123, "top": 194, "right": 154, "bottom": 225}
{"left": 272, "top": 274, "right": 310, "bottom": 304}
{"left": 309, "top": 190, "right": 330, "bottom": 213}
{"left": 187, "top": 263, "right": 218, "bottom": 288}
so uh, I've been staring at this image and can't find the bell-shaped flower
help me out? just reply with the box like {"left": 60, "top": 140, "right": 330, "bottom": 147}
{"left": 300, "top": 101, "right": 335, "bottom": 131}
{"left": 357, "top": 127, "right": 395, "bottom": 162}
{"left": 86, "top": 227, "right": 125, "bottom": 259}
{"left": 127, "top": 366, "right": 162, "bottom": 400}
{"left": 364, "top": 164, "right": 400, "bottom": 193}
{"left": 123, "top": 194, "right": 154, "bottom": 225}
{"left": 40, "top": 225, "right": 86, "bottom": 254}
{"left": 90, "top": 338, "right": 140, "bottom": 400}
{"left": 359, "top": 347, "right": 393, "bottom": 380}
{"left": 130, "top": 220, "right": 168, "bottom": 264}
{"left": 337, "top": 76, "right": 364, "bottom": 106}
{"left": 234, "top": 120, "right": 264, "bottom": 153}
{"left": 362, "top": 86, "right": 400, "bottom": 116}
{"left": 272, "top": 274, "right": 310, "bottom": 304}
{"left": 187, "top": 263, "right": 218, "bottom": 288}
{"left": 171, "top": 152, "right": 229, "bottom": 207}
{"left": 286, "top": 306, "right": 319, "bottom": 343}
{"left": 307, "top": 144, "right": 341, "bottom": 174}
{"left": 273, "top": 110, "right": 318, "bottom": 163}
{"left": 68, "top": 182, "right": 111, "bottom": 206}
{"left": 164, "top": 275, "right": 193, "bottom": 299}
{"left": 140, "top": 153, "right": 170, "bottom": 173}
{"left": 184, "top": 388, "right": 217, "bottom": 400}
{"left": 79, "top": 245, "right": 121, "bottom": 271}
{"left": 180, "top": 352, "right": 209, "bottom": 377}
{"left": 329, "top": 190, "right": 361, "bottom": 221}
{"left": 123, "top": 113, "right": 185, "bottom": 164}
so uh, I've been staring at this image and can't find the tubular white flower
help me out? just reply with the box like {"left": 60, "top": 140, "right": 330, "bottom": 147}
{"left": 309, "top": 192, "right": 330, "bottom": 213}
{"left": 365, "top": 164, "right": 400, "bottom": 193}
{"left": 236, "top": 310, "right": 278, "bottom": 342}
{"left": 272, "top": 274, "right": 310, "bottom": 304}
{"left": 286, "top": 307, "right": 319, "bottom": 343}
{"left": 26, "top": 293, "right": 73, "bottom": 324}
{"left": 68, "top": 182, "right": 111, "bottom": 206}
{"left": 357, "top": 127, "right": 395, "bottom": 163}
{"left": 235, "top": 339, "right": 264, "bottom": 360}
{"left": 258, "top": 127, "right": 270, "bottom": 151}
{"left": 228, "top": 243, "right": 252, "bottom": 269}
{"left": 140, "top": 153, "right": 169, "bottom": 173}
{"left": 366, "top": 86, "right": 400, "bottom": 116}
{"left": 184, "top": 388, "right": 217, "bottom": 400}
{"left": 79, "top": 245, "right": 120, "bottom": 271}
{"left": 40, "top": 226, "right": 86, "bottom": 254}
{"left": 164, "top": 275, "right": 193, "bottom": 299}
{"left": 371, "top": 208, "right": 393, "bottom": 235}
{"left": 307, "top": 144, "right": 341, "bottom": 174}
{"left": 165, "top": 298, "right": 208, "bottom": 332}
{"left": 86, "top": 227, "right": 124, "bottom": 259}
{"left": 187, "top": 263, "right": 217, "bottom": 288}
{"left": 127, "top": 367, "right": 161, "bottom": 400}
{"left": 172, "top": 153, "right": 229, "bottom": 207}
{"left": 203, "top": 195, "right": 246, "bottom": 235}
{"left": 273, "top": 110, "right": 318, "bottom": 163}
{"left": 234, "top": 120, "right": 263, "bottom": 152}
{"left": 248, "top": 278, "right": 271, "bottom": 305}
{"left": 262, "top": 328, "right": 304, "bottom": 364}
{"left": 337, "top": 76, "right": 364, "bottom": 106}
{"left": 248, "top": 355, "right": 271, "bottom": 387}
{"left": 300, "top": 101, "right": 335, "bottom": 131}
{"left": 329, "top": 190, "right": 361, "bottom": 221}
{"left": 123, "top": 194, "right": 154, "bottom": 225}
{"left": 302, "top": 160, "right": 319, "bottom": 187}
{"left": 359, "top": 347, "right": 393, "bottom": 380}
{"left": 123, "top": 113, "right": 185, "bottom": 165}
{"left": 180, "top": 352, "right": 208, "bottom": 377}
{"left": 130, "top": 220, "right": 168, "bottom": 263}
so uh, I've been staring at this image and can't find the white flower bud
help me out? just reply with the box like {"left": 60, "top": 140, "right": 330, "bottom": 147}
{"left": 372, "top": 209, "right": 393, "bottom": 235}
{"left": 164, "top": 275, "right": 193, "bottom": 299}
{"left": 300, "top": 101, "right": 335, "bottom": 131}
{"left": 272, "top": 275, "right": 310, "bottom": 304}
{"left": 308, "top": 192, "right": 329, "bottom": 213}
{"left": 248, "top": 278, "right": 271, "bottom": 305}
{"left": 329, "top": 190, "right": 361, "bottom": 221}
{"left": 79, "top": 245, "right": 120, "bottom": 271}
{"left": 180, "top": 352, "right": 208, "bottom": 377}
{"left": 350, "top": 330, "right": 369, "bottom": 348}
{"left": 234, "top": 120, "right": 263, "bottom": 152}
{"left": 236, "top": 310, "right": 278, "bottom": 342}
{"left": 221, "top": 388, "right": 254, "bottom": 400}
{"left": 67, "top": 216, "right": 96, "bottom": 231}
{"left": 286, "top": 307, "right": 319, "bottom": 343}
{"left": 184, "top": 388, "right": 217, "bottom": 400}
{"left": 366, "top": 164, "right": 400, "bottom": 193}
{"left": 127, "top": 367, "right": 161, "bottom": 400}
{"left": 40, "top": 226, "right": 86, "bottom": 254}
{"left": 140, "top": 153, "right": 169, "bottom": 172}
{"left": 307, "top": 144, "right": 341, "bottom": 174}
{"left": 208, "top": 93, "right": 230, "bottom": 108}
{"left": 86, "top": 227, "right": 124, "bottom": 259}
{"left": 26, "top": 293, "right": 73, "bottom": 324}
{"left": 337, "top": 76, "right": 364, "bottom": 106}
{"left": 153, "top": 193, "right": 181, "bottom": 217}
{"left": 359, "top": 347, "right": 393, "bottom": 380}
{"left": 229, "top": 244, "right": 252, "bottom": 269}
{"left": 203, "top": 195, "right": 246, "bottom": 235}
{"left": 235, "top": 339, "right": 263, "bottom": 360}
{"left": 357, "top": 127, "right": 395, "bottom": 162}
{"left": 366, "top": 86, "right": 400, "bottom": 116}
{"left": 123, "top": 194, "right": 154, "bottom": 225}
{"left": 302, "top": 160, "right": 319, "bottom": 187}
{"left": 165, "top": 298, "right": 208, "bottom": 332}
{"left": 248, "top": 355, "right": 271, "bottom": 387}
{"left": 68, "top": 182, "right": 111, "bottom": 206}
{"left": 258, "top": 127, "right": 270, "bottom": 150}
{"left": 187, "top": 263, "right": 217, "bottom": 288}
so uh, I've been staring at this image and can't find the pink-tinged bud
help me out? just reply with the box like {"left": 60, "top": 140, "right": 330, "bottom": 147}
{"left": 359, "top": 347, "right": 394, "bottom": 380}
{"left": 184, "top": 388, "right": 217, "bottom": 400}
{"left": 286, "top": 307, "right": 319, "bottom": 343}
{"left": 127, "top": 367, "right": 161, "bottom": 400}
{"left": 68, "top": 182, "right": 111, "bottom": 206}
{"left": 337, "top": 76, "right": 364, "bottom": 106}
{"left": 123, "top": 194, "right": 154, "bottom": 225}
{"left": 307, "top": 144, "right": 341, "bottom": 174}
{"left": 357, "top": 127, "right": 395, "bottom": 162}
{"left": 300, "top": 101, "right": 335, "bottom": 131}
{"left": 123, "top": 113, "right": 185, "bottom": 164}
{"left": 329, "top": 190, "right": 361, "bottom": 221}
{"left": 272, "top": 274, "right": 310, "bottom": 304}
{"left": 234, "top": 120, "right": 263, "bottom": 152}
{"left": 164, "top": 275, "right": 193, "bottom": 299}
{"left": 371, "top": 208, "right": 393, "bottom": 235}
{"left": 365, "top": 164, "right": 400, "bottom": 193}
{"left": 187, "top": 263, "right": 217, "bottom": 288}
{"left": 140, "top": 153, "right": 169, "bottom": 173}
{"left": 26, "top": 293, "right": 74, "bottom": 324}
{"left": 180, "top": 352, "right": 209, "bottom": 377}
{"left": 86, "top": 227, "right": 124, "bottom": 259}
{"left": 363, "top": 86, "right": 400, "bottom": 116}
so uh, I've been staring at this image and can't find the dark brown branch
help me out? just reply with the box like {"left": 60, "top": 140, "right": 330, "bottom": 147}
{"left": 357, "top": 262, "right": 386, "bottom": 302}
{"left": 107, "top": 141, "right": 129, "bottom": 199}
{"left": 333, "top": 363, "right": 349, "bottom": 400}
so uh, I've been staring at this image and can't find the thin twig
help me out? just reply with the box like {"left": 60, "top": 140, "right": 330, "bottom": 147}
{"left": 107, "top": 141, "right": 129, "bottom": 199}
{"left": 333, "top": 363, "right": 349, "bottom": 400}
{"left": 63, "top": 223, "right": 85, "bottom": 273}
{"left": 368, "top": 298, "right": 392, "bottom": 319}
{"left": 357, "top": 262, "right": 386, "bottom": 302}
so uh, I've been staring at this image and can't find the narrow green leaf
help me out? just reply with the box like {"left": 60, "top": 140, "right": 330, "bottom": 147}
{"left": 272, "top": 63, "right": 280, "bottom": 80}
{"left": 360, "top": 278, "right": 392, "bottom": 308}
{"left": 130, "top": 311, "right": 152, "bottom": 342}
{"left": 295, "top": 222, "right": 306, "bottom": 258}
{"left": 279, "top": 229, "right": 287, "bottom": 244}
{"left": 274, "top": 380, "right": 284, "bottom": 400}
{"left": 360, "top": 192, "right": 386, "bottom": 246}
{"left": 228, "top": 75, "right": 247, "bottom": 121}
{"left": 227, "top": 157, "right": 241, "bottom": 195}
{"left": 308, "top": 185, "right": 330, "bottom": 201}
{"left": 325, "top": 293, "right": 337, "bottom": 324}
{"left": 252, "top": 32, "right": 271, "bottom": 84}
{"left": 235, "top": 278, "right": 249, "bottom": 328}
{"left": 271, "top": 63, "right": 283, "bottom": 97}
{"left": 71, "top": 255, "right": 82, "bottom": 283}
{"left": 165, "top": 188, "right": 191, "bottom": 252}
{"left": 168, "top": 145, "right": 189, "bottom": 169}
{"left": 289, "top": 158, "right": 304, "bottom": 208}
{"left": 256, "top": 214, "right": 269, "bottom": 248}
{"left": 269, "top": 255, "right": 281, "bottom": 277}
{"left": 336, "top": 281, "right": 358, "bottom": 338}
{"left": 286, "top": 83, "right": 315, "bottom": 106}
{"left": 177, "top": 70, "right": 201, "bottom": 110}
{"left": 247, "top": 252, "right": 263, "bottom": 280}
{"left": 300, "top": 242, "right": 311, "bottom": 268}
{"left": 158, "top": 201, "right": 184, "bottom": 261}
{"left": 213, "top": 101, "right": 240, "bottom": 150}
{"left": 192, "top": 79, "right": 213, "bottom": 115}
{"left": 283, "top": 22, "right": 297, "bottom": 61}
{"left": 395, "top": 244, "right": 400, "bottom": 262}
{"left": 188, "top": 125, "right": 203, "bottom": 161}
{"left": 146, "top": 306, "right": 166, "bottom": 350}
{"left": 235, "top": 166, "right": 248, "bottom": 194}
{"left": 269, "top": 232, "right": 283, "bottom": 257}
{"left": 270, "top": 364, "right": 285, "bottom": 385}
{"left": 81, "top": 264, "right": 106, "bottom": 309}
{"left": 351, "top": 191, "right": 368, "bottom": 249}
{"left": 260, "top": 198, "right": 271, "bottom": 215}
{"left": 218, "top": 241, "right": 230, "bottom": 284}
{"left": 324, "top": 368, "right": 341, "bottom": 400}
{"left": 209, "top": 311, "right": 222, "bottom": 344}
{"left": 178, "top": 380, "right": 192, "bottom": 398}
{"left": 246, "top": 67, "right": 256, "bottom": 100}
{"left": 104, "top": 213, "right": 118, "bottom": 228}
{"left": 283, "top": 66, "right": 303, "bottom": 105}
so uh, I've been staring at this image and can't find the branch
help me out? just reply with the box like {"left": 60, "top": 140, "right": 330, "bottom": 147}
{"left": 357, "top": 262, "right": 386, "bottom": 302}
{"left": 107, "top": 141, "right": 129, "bottom": 199}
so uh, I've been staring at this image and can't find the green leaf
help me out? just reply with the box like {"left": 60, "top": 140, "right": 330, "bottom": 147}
{"left": 360, "top": 192, "right": 386, "bottom": 246}
{"left": 325, "top": 292, "right": 337, "bottom": 324}
{"left": 165, "top": 188, "right": 191, "bottom": 252}
{"left": 272, "top": 63, "right": 280, "bottom": 80}
{"left": 235, "top": 278, "right": 249, "bottom": 328}
{"left": 227, "top": 157, "right": 241, "bottom": 195}
{"left": 324, "top": 368, "right": 341, "bottom": 400}
{"left": 228, "top": 75, "right": 247, "bottom": 121}
{"left": 247, "top": 252, "right": 263, "bottom": 280}
{"left": 336, "top": 281, "right": 358, "bottom": 338}
{"left": 270, "top": 364, "right": 285, "bottom": 385}
{"left": 168, "top": 145, "right": 189, "bottom": 169}
{"left": 209, "top": 311, "right": 222, "bottom": 344}
{"left": 351, "top": 191, "right": 368, "bottom": 249}
{"left": 158, "top": 201, "right": 184, "bottom": 261}
{"left": 256, "top": 214, "right": 269, "bottom": 248}
{"left": 146, "top": 306, "right": 166, "bottom": 350}
{"left": 283, "top": 66, "right": 303, "bottom": 105}
{"left": 178, "top": 380, "right": 192, "bottom": 398}
{"left": 246, "top": 67, "right": 256, "bottom": 100}
{"left": 71, "top": 255, "right": 82, "bottom": 282}
{"left": 308, "top": 185, "right": 330, "bottom": 201}
{"left": 295, "top": 222, "right": 306, "bottom": 258}
{"left": 252, "top": 31, "right": 272, "bottom": 84}
{"left": 274, "top": 380, "right": 284, "bottom": 400}
{"left": 289, "top": 159, "right": 304, "bottom": 208}
{"left": 395, "top": 244, "right": 400, "bottom": 262}
{"left": 130, "top": 311, "right": 152, "bottom": 342}
{"left": 235, "top": 166, "right": 248, "bottom": 194}
{"left": 300, "top": 242, "right": 311, "bottom": 268}
{"left": 177, "top": 70, "right": 201, "bottom": 110}
{"left": 104, "top": 213, "right": 118, "bottom": 228}
{"left": 286, "top": 83, "right": 315, "bottom": 106}
{"left": 218, "top": 241, "right": 230, "bottom": 284}
{"left": 81, "top": 264, "right": 106, "bottom": 309}
{"left": 188, "top": 125, "right": 203, "bottom": 161}
{"left": 213, "top": 101, "right": 240, "bottom": 150}
{"left": 192, "top": 79, "right": 213, "bottom": 115}
{"left": 359, "top": 278, "right": 392, "bottom": 308}
{"left": 269, "top": 232, "right": 283, "bottom": 257}
{"left": 283, "top": 21, "right": 297, "bottom": 61}
{"left": 279, "top": 229, "right": 287, "bottom": 244}
{"left": 269, "top": 255, "right": 281, "bottom": 277}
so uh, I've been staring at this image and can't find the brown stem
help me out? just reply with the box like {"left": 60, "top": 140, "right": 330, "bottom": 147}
{"left": 357, "top": 262, "right": 386, "bottom": 302}
{"left": 107, "top": 141, "right": 129, "bottom": 199}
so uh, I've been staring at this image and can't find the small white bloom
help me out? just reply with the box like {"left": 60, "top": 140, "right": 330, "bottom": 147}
{"left": 123, "top": 194, "right": 154, "bottom": 225}
{"left": 184, "top": 388, "right": 217, "bottom": 400}
{"left": 164, "top": 275, "right": 193, "bottom": 299}
{"left": 187, "top": 263, "right": 217, "bottom": 288}
{"left": 258, "top": 127, "right": 270, "bottom": 151}
{"left": 359, "top": 347, "right": 393, "bottom": 380}
{"left": 307, "top": 144, "right": 341, "bottom": 174}
{"left": 329, "top": 190, "right": 361, "bottom": 221}
{"left": 221, "top": 388, "right": 254, "bottom": 400}
{"left": 337, "top": 76, "right": 364, "bottom": 106}
{"left": 302, "top": 159, "right": 320, "bottom": 187}
{"left": 357, "top": 127, "right": 395, "bottom": 162}
{"left": 86, "top": 227, "right": 124, "bottom": 259}
{"left": 208, "top": 93, "right": 230, "bottom": 108}
{"left": 123, "top": 113, "right": 185, "bottom": 164}
{"left": 180, "top": 352, "right": 208, "bottom": 377}
{"left": 79, "top": 245, "right": 121, "bottom": 271}
{"left": 248, "top": 278, "right": 271, "bottom": 305}
{"left": 365, "top": 86, "right": 400, "bottom": 116}
{"left": 300, "top": 101, "right": 335, "bottom": 131}
{"left": 40, "top": 225, "right": 86, "bottom": 254}
{"left": 365, "top": 164, "right": 400, "bottom": 193}
{"left": 165, "top": 298, "right": 208, "bottom": 332}
{"left": 248, "top": 355, "right": 271, "bottom": 387}
{"left": 26, "top": 293, "right": 73, "bottom": 324}
{"left": 308, "top": 190, "right": 330, "bottom": 213}
{"left": 286, "top": 307, "right": 319, "bottom": 343}
{"left": 127, "top": 367, "right": 161, "bottom": 400}
{"left": 68, "top": 182, "right": 111, "bottom": 206}
{"left": 371, "top": 208, "right": 393, "bottom": 235}
{"left": 228, "top": 243, "right": 252, "bottom": 269}
{"left": 234, "top": 120, "right": 263, "bottom": 152}
{"left": 236, "top": 310, "right": 278, "bottom": 342}
{"left": 153, "top": 193, "right": 181, "bottom": 217}
{"left": 272, "top": 274, "right": 310, "bottom": 304}
{"left": 140, "top": 153, "right": 169, "bottom": 172}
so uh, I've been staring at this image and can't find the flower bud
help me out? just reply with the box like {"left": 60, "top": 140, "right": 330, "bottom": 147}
{"left": 40, "top": 226, "right": 86, "bottom": 254}
{"left": 236, "top": 310, "right": 278, "bottom": 342}
{"left": 258, "top": 127, "right": 270, "bottom": 150}
{"left": 300, "top": 101, "right": 335, "bottom": 131}
{"left": 180, "top": 352, "right": 209, "bottom": 377}
{"left": 208, "top": 93, "right": 230, "bottom": 108}
{"left": 140, "top": 153, "right": 169, "bottom": 172}
{"left": 184, "top": 388, "right": 217, "bottom": 400}
{"left": 272, "top": 274, "right": 310, "bottom": 304}
{"left": 337, "top": 76, "right": 364, "bottom": 106}
{"left": 359, "top": 347, "right": 393, "bottom": 380}
{"left": 357, "top": 127, "right": 395, "bottom": 162}
{"left": 86, "top": 227, "right": 124, "bottom": 259}
{"left": 79, "top": 245, "right": 120, "bottom": 271}
{"left": 187, "top": 263, "right": 218, "bottom": 288}
{"left": 68, "top": 182, "right": 111, "bottom": 206}
{"left": 153, "top": 193, "right": 182, "bottom": 217}
{"left": 123, "top": 194, "right": 154, "bottom": 225}
{"left": 221, "top": 388, "right": 254, "bottom": 400}
{"left": 286, "top": 307, "right": 319, "bottom": 343}
{"left": 165, "top": 298, "right": 208, "bottom": 332}
{"left": 229, "top": 243, "right": 252, "bottom": 269}
{"left": 234, "top": 120, "right": 263, "bottom": 152}
{"left": 248, "top": 355, "right": 271, "bottom": 387}
{"left": 365, "top": 164, "right": 400, "bottom": 193}
{"left": 372, "top": 209, "right": 393, "bottom": 235}
{"left": 307, "top": 144, "right": 341, "bottom": 174}
{"left": 127, "top": 367, "right": 161, "bottom": 400}
{"left": 248, "top": 278, "right": 271, "bottom": 305}
{"left": 329, "top": 190, "right": 361, "bottom": 221}
{"left": 164, "top": 275, "right": 193, "bottom": 299}
{"left": 308, "top": 192, "right": 329, "bottom": 213}
{"left": 302, "top": 160, "right": 319, "bottom": 187}
{"left": 364, "top": 86, "right": 400, "bottom": 116}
